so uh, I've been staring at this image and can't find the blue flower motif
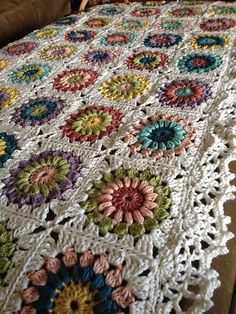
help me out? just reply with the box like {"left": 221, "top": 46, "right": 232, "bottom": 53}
{"left": 55, "top": 16, "right": 78, "bottom": 25}
{"left": 178, "top": 53, "right": 223, "bottom": 73}
{"left": 98, "top": 6, "right": 125, "bottom": 15}
{"left": 137, "top": 120, "right": 186, "bottom": 151}
{"left": 65, "top": 30, "right": 96, "bottom": 43}
{"left": 0, "top": 132, "right": 18, "bottom": 167}
{"left": 9, "top": 64, "right": 52, "bottom": 83}
{"left": 144, "top": 33, "right": 182, "bottom": 48}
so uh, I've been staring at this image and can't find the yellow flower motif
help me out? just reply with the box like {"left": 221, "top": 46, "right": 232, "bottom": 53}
{"left": 33, "top": 29, "right": 60, "bottom": 39}
{"left": 52, "top": 281, "right": 96, "bottom": 314}
{"left": 0, "top": 139, "right": 7, "bottom": 156}
{"left": 101, "top": 74, "right": 150, "bottom": 101}
{"left": 116, "top": 19, "right": 149, "bottom": 31}
{"left": 190, "top": 34, "right": 232, "bottom": 50}
{"left": 0, "top": 87, "right": 19, "bottom": 110}
{"left": 0, "top": 59, "right": 10, "bottom": 71}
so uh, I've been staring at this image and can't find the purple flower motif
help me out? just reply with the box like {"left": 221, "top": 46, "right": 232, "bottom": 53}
{"left": 11, "top": 97, "right": 66, "bottom": 127}
{"left": 2, "top": 150, "right": 83, "bottom": 208}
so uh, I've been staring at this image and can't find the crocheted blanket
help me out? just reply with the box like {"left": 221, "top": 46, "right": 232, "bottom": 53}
{"left": 0, "top": 1, "right": 235, "bottom": 313}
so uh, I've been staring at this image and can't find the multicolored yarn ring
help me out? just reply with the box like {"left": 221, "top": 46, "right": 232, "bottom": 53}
{"left": 123, "top": 114, "right": 196, "bottom": 159}
{"left": 158, "top": 79, "right": 212, "bottom": 108}
{"left": 4, "top": 42, "right": 38, "bottom": 56}
{"left": 126, "top": 51, "right": 169, "bottom": 71}
{"left": 177, "top": 53, "right": 223, "bottom": 73}
{"left": 9, "top": 64, "right": 52, "bottom": 84}
{"left": 2, "top": 150, "right": 83, "bottom": 208}
{"left": 101, "top": 74, "right": 150, "bottom": 100}
{"left": 130, "top": 8, "right": 161, "bottom": 17}
{"left": 82, "top": 50, "right": 119, "bottom": 66}
{"left": 190, "top": 34, "right": 232, "bottom": 49}
{"left": 11, "top": 97, "right": 66, "bottom": 127}
{"left": 65, "top": 30, "right": 96, "bottom": 43}
{"left": 80, "top": 167, "right": 172, "bottom": 237}
{"left": 53, "top": 69, "right": 99, "bottom": 93}
{"left": 19, "top": 249, "right": 136, "bottom": 314}
{"left": 40, "top": 45, "right": 77, "bottom": 61}
{"left": 61, "top": 106, "right": 123, "bottom": 143}
{"left": 100, "top": 32, "right": 137, "bottom": 46}
{"left": 200, "top": 18, "right": 236, "bottom": 31}
{"left": 144, "top": 33, "right": 182, "bottom": 48}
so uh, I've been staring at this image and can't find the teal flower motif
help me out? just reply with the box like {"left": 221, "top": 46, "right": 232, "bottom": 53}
{"left": 9, "top": 64, "right": 52, "bottom": 84}
{"left": 178, "top": 53, "right": 223, "bottom": 73}
{"left": 137, "top": 120, "right": 186, "bottom": 151}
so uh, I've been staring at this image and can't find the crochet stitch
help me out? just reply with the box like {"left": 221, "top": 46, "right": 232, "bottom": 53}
{"left": 0, "top": 2, "right": 235, "bottom": 314}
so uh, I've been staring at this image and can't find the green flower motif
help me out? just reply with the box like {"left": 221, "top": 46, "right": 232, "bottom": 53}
{"left": 162, "top": 20, "right": 185, "bottom": 31}
{"left": 9, "top": 64, "right": 52, "bottom": 84}
{"left": 0, "top": 221, "right": 19, "bottom": 286}
{"left": 80, "top": 167, "right": 172, "bottom": 239}
{"left": 212, "top": 6, "right": 236, "bottom": 16}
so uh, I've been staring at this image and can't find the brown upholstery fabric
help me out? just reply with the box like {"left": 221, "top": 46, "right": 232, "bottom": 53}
{"left": 0, "top": 0, "right": 71, "bottom": 47}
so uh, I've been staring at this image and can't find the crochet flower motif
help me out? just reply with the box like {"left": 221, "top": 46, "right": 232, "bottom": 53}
{"left": 0, "top": 220, "right": 19, "bottom": 287}
{"left": 211, "top": 6, "right": 236, "bottom": 16}
{"left": 159, "top": 20, "right": 188, "bottom": 31}
{"left": 0, "top": 87, "right": 19, "bottom": 110}
{"left": 31, "top": 28, "right": 62, "bottom": 39}
{"left": 11, "top": 97, "right": 66, "bottom": 127}
{"left": 98, "top": 6, "right": 125, "bottom": 15}
{"left": 130, "top": 8, "right": 161, "bottom": 17}
{"left": 55, "top": 16, "right": 78, "bottom": 25}
{"left": 177, "top": 53, "right": 223, "bottom": 74}
{"left": 101, "top": 32, "right": 137, "bottom": 47}
{"left": 144, "top": 33, "right": 182, "bottom": 48}
{"left": 9, "top": 64, "right": 52, "bottom": 84}
{"left": 0, "top": 59, "right": 10, "bottom": 71}
{"left": 80, "top": 167, "right": 172, "bottom": 238}
{"left": 190, "top": 34, "right": 232, "bottom": 49}
{"left": 116, "top": 19, "right": 149, "bottom": 31}
{"left": 169, "top": 7, "right": 201, "bottom": 17}
{"left": 40, "top": 45, "right": 77, "bottom": 61}
{"left": 0, "top": 133, "right": 18, "bottom": 167}
{"left": 2, "top": 150, "right": 83, "bottom": 209}
{"left": 82, "top": 50, "right": 119, "bottom": 66}
{"left": 101, "top": 74, "right": 150, "bottom": 101}
{"left": 126, "top": 51, "right": 169, "bottom": 71}
{"left": 53, "top": 69, "right": 99, "bottom": 93}
{"left": 84, "top": 17, "right": 110, "bottom": 28}
{"left": 61, "top": 106, "right": 123, "bottom": 143}
{"left": 65, "top": 30, "right": 96, "bottom": 43}
{"left": 158, "top": 79, "right": 212, "bottom": 108}
{"left": 200, "top": 18, "right": 236, "bottom": 32}
{"left": 4, "top": 42, "right": 38, "bottom": 56}
{"left": 19, "top": 249, "right": 136, "bottom": 314}
{"left": 123, "top": 114, "right": 196, "bottom": 159}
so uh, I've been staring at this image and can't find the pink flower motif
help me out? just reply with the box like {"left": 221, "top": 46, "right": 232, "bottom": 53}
{"left": 112, "top": 286, "right": 135, "bottom": 308}
{"left": 79, "top": 251, "right": 95, "bottom": 267}
{"left": 105, "top": 265, "right": 123, "bottom": 287}
{"left": 18, "top": 306, "right": 36, "bottom": 314}
{"left": 20, "top": 287, "right": 39, "bottom": 304}
{"left": 44, "top": 257, "right": 61, "bottom": 273}
{"left": 62, "top": 248, "right": 78, "bottom": 266}
{"left": 28, "top": 269, "right": 47, "bottom": 286}
{"left": 93, "top": 254, "right": 110, "bottom": 273}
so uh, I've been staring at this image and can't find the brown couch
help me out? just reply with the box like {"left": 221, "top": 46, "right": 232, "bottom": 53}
{"left": 0, "top": 0, "right": 71, "bottom": 47}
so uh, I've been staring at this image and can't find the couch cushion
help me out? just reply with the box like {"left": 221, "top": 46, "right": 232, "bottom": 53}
{"left": 0, "top": 0, "right": 71, "bottom": 47}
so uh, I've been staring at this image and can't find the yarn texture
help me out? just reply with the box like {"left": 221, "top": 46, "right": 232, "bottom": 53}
{"left": 0, "top": 1, "right": 235, "bottom": 313}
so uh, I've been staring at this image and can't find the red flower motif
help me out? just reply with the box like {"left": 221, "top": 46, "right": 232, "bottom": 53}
{"left": 200, "top": 18, "right": 236, "bottom": 31}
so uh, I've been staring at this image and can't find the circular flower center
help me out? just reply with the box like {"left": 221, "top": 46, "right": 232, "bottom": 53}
{"left": 191, "top": 58, "right": 209, "bottom": 67}
{"left": 29, "top": 104, "right": 48, "bottom": 117}
{"left": 119, "top": 82, "right": 134, "bottom": 91}
{"left": 93, "top": 52, "right": 109, "bottom": 61}
{"left": 84, "top": 115, "right": 102, "bottom": 128}
{"left": 112, "top": 187, "right": 144, "bottom": 211}
{"left": 150, "top": 127, "right": 175, "bottom": 142}
{"left": 24, "top": 69, "right": 38, "bottom": 76}
{"left": 52, "top": 281, "right": 96, "bottom": 314}
{"left": 139, "top": 56, "right": 157, "bottom": 64}
{"left": 0, "top": 139, "right": 7, "bottom": 156}
{"left": 29, "top": 166, "right": 58, "bottom": 185}
{"left": 68, "top": 75, "right": 83, "bottom": 84}
{"left": 175, "top": 87, "right": 195, "bottom": 97}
